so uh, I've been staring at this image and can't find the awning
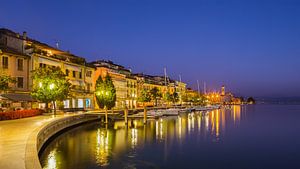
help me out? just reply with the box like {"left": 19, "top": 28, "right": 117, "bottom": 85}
{"left": 0, "top": 93, "right": 36, "bottom": 102}
{"left": 38, "top": 57, "right": 61, "bottom": 67}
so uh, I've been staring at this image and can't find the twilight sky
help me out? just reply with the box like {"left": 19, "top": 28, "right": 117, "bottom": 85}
{"left": 1, "top": 0, "right": 300, "bottom": 97}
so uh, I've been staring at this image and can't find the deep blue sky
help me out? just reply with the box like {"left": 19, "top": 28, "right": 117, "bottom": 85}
{"left": 1, "top": 0, "right": 300, "bottom": 97}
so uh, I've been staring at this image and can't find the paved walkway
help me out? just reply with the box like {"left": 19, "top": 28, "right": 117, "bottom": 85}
{"left": 0, "top": 114, "right": 70, "bottom": 169}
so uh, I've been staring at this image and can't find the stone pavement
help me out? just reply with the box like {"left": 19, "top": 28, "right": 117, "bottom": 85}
{"left": 0, "top": 114, "right": 70, "bottom": 169}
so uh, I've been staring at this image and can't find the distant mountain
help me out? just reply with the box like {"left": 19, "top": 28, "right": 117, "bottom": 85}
{"left": 255, "top": 97, "right": 300, "bottom": 105}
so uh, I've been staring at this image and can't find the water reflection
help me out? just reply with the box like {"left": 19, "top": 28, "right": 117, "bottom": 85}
{"left": 41, "top": 105, "right": 244, "bottom": 169}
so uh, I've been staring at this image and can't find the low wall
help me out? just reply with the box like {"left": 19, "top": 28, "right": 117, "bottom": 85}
{"left": 25, "top": 114, "right": 101, "bottom": 169}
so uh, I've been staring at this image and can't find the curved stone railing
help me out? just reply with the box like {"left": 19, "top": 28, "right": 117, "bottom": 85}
{"left": 25, "top": 114, "right": 101, "bottom": 169}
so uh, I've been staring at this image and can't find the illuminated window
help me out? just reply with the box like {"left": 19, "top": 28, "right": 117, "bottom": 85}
{"left": 78, "top": 99, "right": 84, "bottom": 108}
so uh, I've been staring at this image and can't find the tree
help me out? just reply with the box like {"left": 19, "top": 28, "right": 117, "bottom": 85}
{"left": 137, "top": 88, "right": 152, "bottom": 105}
{"left": 95, "top": 75, "right": 116, "bottom": 123}
{"left": 0, "top": 74, "right": 16, "bottom": 93}
{"left": 189, "top": 94, "right": 207, "bottom": 106}
{"left": 31, "top": 67, "right": 71, "bottom": 114}
{"left": 150, "top": 87, "right": 162, "bottom": 106}
{"left": 164, "top": 91, "right": 179, "bottom": 105}
{"left": 247, "top": 97, "right": 255, "bottom": 104}
{"left": 95, "top": 75, "right": 116, "bottom": 110}
{"left": 171, "top": 92, "right": 179, "bottom": 104}
{"left": 137, "top": 88, "right": 152, "bottom": 124}
{"left": 164, "top": 91, "right": 172, "bottom": 105}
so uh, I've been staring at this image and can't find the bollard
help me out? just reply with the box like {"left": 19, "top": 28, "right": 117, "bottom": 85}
{"left": 143, "top": 106, "right": 147, "bottom": 124}
{"left": 105, "top": 108, "right": 108, "bottom": 124}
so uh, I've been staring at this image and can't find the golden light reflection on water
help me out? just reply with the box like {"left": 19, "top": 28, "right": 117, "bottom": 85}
{"left": 44, "top": 148, "right": 57, "bottom": 169}
{"left": 95, "top": 128, "right": 109, "bottom": 166}
{"left": 42, "top": 105, "right": 244, "bottom": 169}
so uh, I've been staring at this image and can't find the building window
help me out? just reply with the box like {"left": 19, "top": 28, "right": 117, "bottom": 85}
{"left": 86, "top": 99, "right": 91, "bottom": 108}
{"left": 72, "top": 71, "right": 76, "bottom": 78}
{"left": 87, "top": 83, "right": 91, "bottom": 92}
{"left": 78, "top": 99, "right": 84, "bottom": 108}
{"left": 39, "top": 63, "right": 46, "bottom": 68}
{"left": 86, "top": 71, "right": 92, "bottom": 77}
{"left": 17, "top": 58, "right": 23, "bottom": 71}
{"left": 66, "top": 69, "right": 69, "bottom": 76}
{"left": 79, "top": 72, "right": 82, "bottom": 79}
{"left": 17, "top": 77, "right": 24, "bottom": 88}
{"left": 63, "top": 100, "right": 70, "bottom": 108}
{"left": 2, "top": 56, "right": 8, "bottom": 69}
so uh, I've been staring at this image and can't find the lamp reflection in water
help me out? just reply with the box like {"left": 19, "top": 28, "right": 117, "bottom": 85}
{"left": 216, "top": 109, "right": 220, "bottom": 138}
{"left": 40, "top": 105, "right": 245, "bottom": 169}
{"left": 131, "top": 128, "right": 138, "bottom": 148}
{"left": 178, "top": 116, "right": 182, "bottom": 139}
{"left": 232, "top": 105, "right": 241, "bottom": 124}
{"left": 45, "top": 148, "right": 57, "bottom": 169}
{"left": 95, "top": 128, "right": 109, "bottom": 166}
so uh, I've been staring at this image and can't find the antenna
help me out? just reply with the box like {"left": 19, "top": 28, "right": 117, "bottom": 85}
{"left": 164, "top": 68, "right": 167, "bottom": 86}
{"left": 204, "top": 82, "right": 206, "bottom": 94}
{"left": 197, "top": 80, "right": 200, "bottom": 95}
{"left": 53, "top": 39, "right": 59, "bottom": 49}
{"left": 179, "top": 74, "right": 182, "bottom": 82}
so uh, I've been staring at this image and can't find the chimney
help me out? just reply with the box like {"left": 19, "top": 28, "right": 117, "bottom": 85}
{"left": 23, "top": 31, "right": 27, "bottom": 40}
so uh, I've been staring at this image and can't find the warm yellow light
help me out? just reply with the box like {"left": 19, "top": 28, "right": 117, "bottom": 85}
{"left": 39, "top": 82, "right": 42, "bottom": 88}
{"left": 49, "top": 83, "right": 55, "bottom": 90}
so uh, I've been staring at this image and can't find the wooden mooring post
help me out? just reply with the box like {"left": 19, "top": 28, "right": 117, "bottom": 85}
{"left": 143, "top": 106, "right": 147, "bottom": 124}
{"left": 124, "top": 107, "right": 128, "bottom": 125}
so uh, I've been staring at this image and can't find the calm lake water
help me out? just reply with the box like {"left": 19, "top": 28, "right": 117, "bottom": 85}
{"left": 40, "top": 105, "right": 300, "bottom": 169}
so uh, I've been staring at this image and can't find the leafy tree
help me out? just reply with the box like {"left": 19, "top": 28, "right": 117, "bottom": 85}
{"left": 239, "top": 97, "right": 245, "bottom": 103}
{"left": 137, "top": 88, "right": 152, "bottom": 124}
{"left": 189, "top": 94, "right": 207, "bottom": 106}
{"left": 150, "top": 87, "right": 162, "bottom": 106}
{"left": 164, "top": 91, "right": 179, "bottom": 105}
{"left": 0, "top": 74, "right": 16, "bottom": 93}
{"left": 31, "top": 67, "right": 71, "bottom": 114}
{"left": 247, "top": 97, "right": 256, "bottom": 104}
{"left": 95, "top": 75, "right": 116, "bottom": 110}
{"left": 137, "top": 88, "right": 152, "bottom": 105}
{"left": 171, "top": 92, "right": 179, "bottom": 103}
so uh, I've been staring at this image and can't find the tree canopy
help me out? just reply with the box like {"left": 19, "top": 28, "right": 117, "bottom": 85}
{"left": 150, "top": 87, "right": 162, "bottom": 106}
{"left": 138, "top": 88, "right": 152, "bottom": 104}
{"left": 31, "top": 67, "right": 71, "bottom": 107}
{"left": 0, "top": 74, "right": 16, "bottom": 93}
{"left": 247, "top": 97, "right": 256, "bottom": 104}
{"left": 164, "top": 91, "right": 179, "bottom": 104}
{"left": 95, "top": 75, "right": 116, "bottom": 110}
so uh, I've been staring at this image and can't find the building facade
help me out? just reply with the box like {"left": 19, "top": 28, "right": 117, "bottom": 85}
{"left": 0, "top": 28, "right": 95, "bottom": 110}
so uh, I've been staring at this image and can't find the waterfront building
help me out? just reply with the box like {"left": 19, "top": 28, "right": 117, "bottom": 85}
{"left": 125, "top": 75, "right": 137, "bottom": 109}
{"left": 134, "top": 73, "right": 167, "bottom": 107}
{"left": 90, "top": 60, "right": 130, "bottom": 109}
{"left": 221, "top": 85, "right": 225, "bottom": 96}
{"left": 0, "top": 28, "right": 95, "bottom": 110}
{"left": 0, "top": 30, "right": 33, "bottom": 109}
{"left": 174, "top": 81, "right": 187, "bottom": 104}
